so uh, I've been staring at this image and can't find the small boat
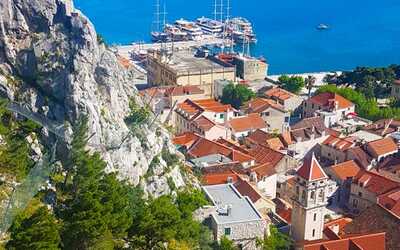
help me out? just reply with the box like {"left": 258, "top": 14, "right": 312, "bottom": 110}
{"left": 317, "top": 24, "right": 329, "bottom": 30}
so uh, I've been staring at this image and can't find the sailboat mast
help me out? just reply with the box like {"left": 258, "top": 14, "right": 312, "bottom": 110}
{"left": 226, "top": 0, "right": 231, "bottom": 21}
{"left": 220, "top": 0, "right": 224, "bottom": 22}
{"left": 213, "top": 0, "right": 217, "bottom": 20}
{"left": 154, "top": 0, "right": 160, "bottom": 31}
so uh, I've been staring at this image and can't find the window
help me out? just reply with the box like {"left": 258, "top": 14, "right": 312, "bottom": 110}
{"left": 353, "top": 199, "right": 358, "bottom": 208}
{"left": 224, "top": 227, "right": 231, "bottom": 236}
{"left": 285, "top": 116, "right": 289, "bottom": 122}
{"left": 312, "top": 229, "right": 315, "bottom": 237}
{"left": 311, "top": 191, "right": 315, "bottom": 199}
{"left": 277, "top": 183, "right": 281, "bottom": 188}
{"left": 220, "top": 114, "right": 224, "bottom": 119}
{"left": 313, "top": 213, "right": 317, "bottom": 221}
{"left": 358, "top": 192, "right": 362, "bottom": 197}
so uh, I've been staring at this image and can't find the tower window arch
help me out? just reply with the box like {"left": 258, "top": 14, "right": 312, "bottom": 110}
{"left": 311, "top": 191, "right": 315, "bottom": 199}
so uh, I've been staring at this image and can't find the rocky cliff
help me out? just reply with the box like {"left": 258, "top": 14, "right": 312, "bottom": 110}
{"left": 0, "top": 0, "right": 185, "bottom": 196}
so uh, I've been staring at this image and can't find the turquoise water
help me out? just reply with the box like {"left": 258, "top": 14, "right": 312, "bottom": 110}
{"left": 74, "top": 0, "right": 400, "bottom": 74}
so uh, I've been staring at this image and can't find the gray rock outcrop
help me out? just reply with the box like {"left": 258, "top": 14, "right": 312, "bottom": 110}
{"left": 0, "top": 0, "right": 185, "bottom": 195}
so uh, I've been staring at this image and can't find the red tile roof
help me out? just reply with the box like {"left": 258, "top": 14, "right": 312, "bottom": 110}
{"left": 187, "top": 137, "right": 255, "bottom": 163}
{"left": 367, "top": 137, "right": 398, "bottom": 157}
{"left": 177, "top": 99, "right": 232, "bottom": 120}
{"left": 246, "top": 129, "right": 285, "bottom": 150}
{"left": 378, "top": 187, "right": 400, "bottom": 219}
{"left": 202, "top": 170, "right": 239, "bottom": 185}
{"left": 248, "top": 144, "right": 284, "bottom": 167}
{"left": 353, "top": 169, "right": 400, "bottom": 196}
{"left": 310, "top": 92, "right": 354, "bottom": 110}
{"left": 233, "top": 178, "right": 262, "bottom": 203}
{"left": 363, "top": 119, "right": 400, "bottom": 137}
{"left": 244, "top": 98, "right": 285, "bottom": 113}
{"left": 393, "top": 79, "right": 400, "bottom": 86}
{"left": 173, "top": 132, "right": 200, "bottom": 148}
{"left": 192, "top": 115, "right": 216, "bottom": 131}
{"left": 330, "top": 160, "right": 361, "bottom": 181}
{"left": 322, "top": 135, "right": 356, "bottom": 151}
{"left": 297, "top": 154, "right": 328, "bottom": 181}
{"left": 265, "top": 87, "right": 296, "bottom": 101}
{"left": 302, "top": 232, "right": 386, "bottom": 250}
{"left": 228, "top": 113, "right": 267, "bottom": 133}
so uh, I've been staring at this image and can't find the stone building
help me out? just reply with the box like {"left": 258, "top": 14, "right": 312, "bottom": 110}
{"left": 391, "top": 79, "right": 400, "bottom": 99}
{"left": 147, "top": 50, "right": 236, "bottom": 94}
{"left": 233, "top": 55, "right": 268, "bottom": 81}
{"left": 291, "top": 154, "right": 329, "bottom": 242}
{"left": 202, "top": 184, "right": 267, "bottom": 249}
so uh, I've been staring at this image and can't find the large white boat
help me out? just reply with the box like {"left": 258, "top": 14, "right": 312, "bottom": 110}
{"left": 227, "top": 17, "right": 257, "bottom": 43}
{"left": 175, "top": 19, "right": 204, "bottom": 41}
{"left": 196, "top": 17, "right": 224, "bottom": 36}
{"left": 164, "top": 24, "right": 188, "bottom": 41}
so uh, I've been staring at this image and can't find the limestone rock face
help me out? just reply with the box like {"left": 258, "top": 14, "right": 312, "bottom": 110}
{"left": 0, "top": 0, "right": 185, "bottom": 195}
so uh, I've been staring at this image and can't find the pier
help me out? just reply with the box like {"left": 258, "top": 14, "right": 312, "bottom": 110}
{"left": 116, "top": 37, "right": 232, "bottom": 59}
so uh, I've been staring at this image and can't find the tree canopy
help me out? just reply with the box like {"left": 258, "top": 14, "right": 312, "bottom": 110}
{"left": 324, "top": 65, "right": 400, "bottom": 98}
{"left": 278, "top": 75, "right": 305, "bottom": 94}
{"left": 221, "top": 83, "right": 256, "bottom": 109}
{"left": 7, "top": 206, "right": 61, "bottom": 250}
{"left": 257, "top": 226, "right": 292, "bottom": 250}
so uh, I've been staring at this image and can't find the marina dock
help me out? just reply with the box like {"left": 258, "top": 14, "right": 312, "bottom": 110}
{"left": 116, "top": 37, "right": 232, "bottom": 59}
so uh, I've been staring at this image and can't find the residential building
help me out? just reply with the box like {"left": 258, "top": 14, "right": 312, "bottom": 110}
{"left": 213, "top": 79, "right": 232, "bottom": 99}
{"left": 245, "top": 129, "right": 285, "bottom": 151}
{"left": 302, "top": 93, "right": 355, "bottom": 125}
{"left": 377, "top": 155, "right": 400, "bottom": 181}
{"left": 175, "top": 98, "right": 234, "bottom": 136}
{"left": 265, "top": 87, "right": 303, "bottom": 112}
{"left": 233, "top": 55, "right": 268, "bottom": 81}
{"left": 291, "top": 154, "right": 330, "bottom": 242}
{"left": 363, "top": 118, "right": 400, "bottom": 137}
{"left": 183, "top": 135, "right": 256, "bottom": 168}
{"left": 346, "top": 146, "right": 376, "bottom": 170}
{"left": 227, "top": 113, "right": 268, "bottom": 141}
{"left": 320, "top": 135, "right": 357, "bottom": 164}
{"left": 202, "top": 184, "right": 267, "bottom": 249}
{"left": 147, "top": 50, "right": 236, "bottom": 94}
{"left": 366, "top": 137, "right": 398, "bottom": 162}
{"left": 391, "top": 79, "right": 400, "bottom": 99}
{"left": 325, "top": 160, "right": 361, "bottom": 208}
{"left": 344, "top": 204, "right": 400, "bottom": 250}
{"left": 284, "top": 117, "right": 332, "bottom": 159}
{"left": 349, "top": 169, "right": 400, "bottom": 215}
{"left": 243, "top": 98, "right": 290, "bottom": 133}
{"left": 140, "top": 85, "right": 208, "bottom": 124}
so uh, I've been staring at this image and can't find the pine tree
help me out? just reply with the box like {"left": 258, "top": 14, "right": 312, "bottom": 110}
{"left": 7, "top": 207, "right": 61, "bottom": 250}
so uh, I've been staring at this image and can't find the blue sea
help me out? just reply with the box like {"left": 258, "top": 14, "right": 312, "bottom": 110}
{"left": 74, "top": 0, "right": 400, "bottom": 74}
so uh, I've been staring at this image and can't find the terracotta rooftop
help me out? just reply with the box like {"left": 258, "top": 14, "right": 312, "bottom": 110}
{"left": 243, "top": 97, "right": 285, "bottom": 113}
{"left": 192, "top": 115, "right": 217, "bottom": 131}
{"left": 363, "top": 118, "right": 400, "bottom": 137}
{"left": 329, "top": 160, "right": 361, "bottom": 181}
{"left": 173, "top": 132, "right": 200, "bottom": 148}
{"left": 297, "top": 153, "right": 328, "bottom": 181}
{"left": 228, "top": 113, "right": 267, "bottom": 133}
{"left": 353, "top": 169, "right": 400, "bottom": 196}
{"left": 301, "top": 232, "right": 386, "bottom": 250}
{"left": 187, "top": 137, "right": 255, "bottom": 164}
{"left": 344, "top": 204, "right": 399, "bottom": 250}
{"left": 246, "top": 129, "right": 285, "bottom": 150}
{"left": 233, "top": 178, "right": 262, "bottom": 203}
{"left": 322, "top": 135, "right": 356, "bottom": 151}
{"left": 177, "top": 99, "right": 232, "bottom": 120}
{"left": 367, "top": 137, "right": 398, "bottom": 157}
{"left": 290, "top": 117, "right": 330, "bottom": 142}
{"left": 378, "top": 187, "right": 400, "bottom": 219}
{"left": 309, "top": 92, "right": 354, "bottom": 110}
{"left": 248, "top": 144, "right": 284, "bottom": 167}
{"left": 347, "top": 146, "right": 374, "bottom": 169}
{"left": 202, "top": 170, "right": 239, "bottom": 185}
{"left": 265, "top": 87, "right": 296, "bottom": 101}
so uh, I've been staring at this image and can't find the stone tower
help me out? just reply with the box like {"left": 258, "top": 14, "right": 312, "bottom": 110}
{"left": 291, "top": 153, "right": 329, "bottom": 242}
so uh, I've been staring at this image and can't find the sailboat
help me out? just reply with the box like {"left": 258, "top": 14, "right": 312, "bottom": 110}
{"left": 151, "top": 0, "right": 169, "bottom": 42}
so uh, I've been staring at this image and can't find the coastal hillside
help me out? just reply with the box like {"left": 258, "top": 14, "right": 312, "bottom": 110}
{"left": 0, "top": 0, "right": 186, "bottom": 195}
